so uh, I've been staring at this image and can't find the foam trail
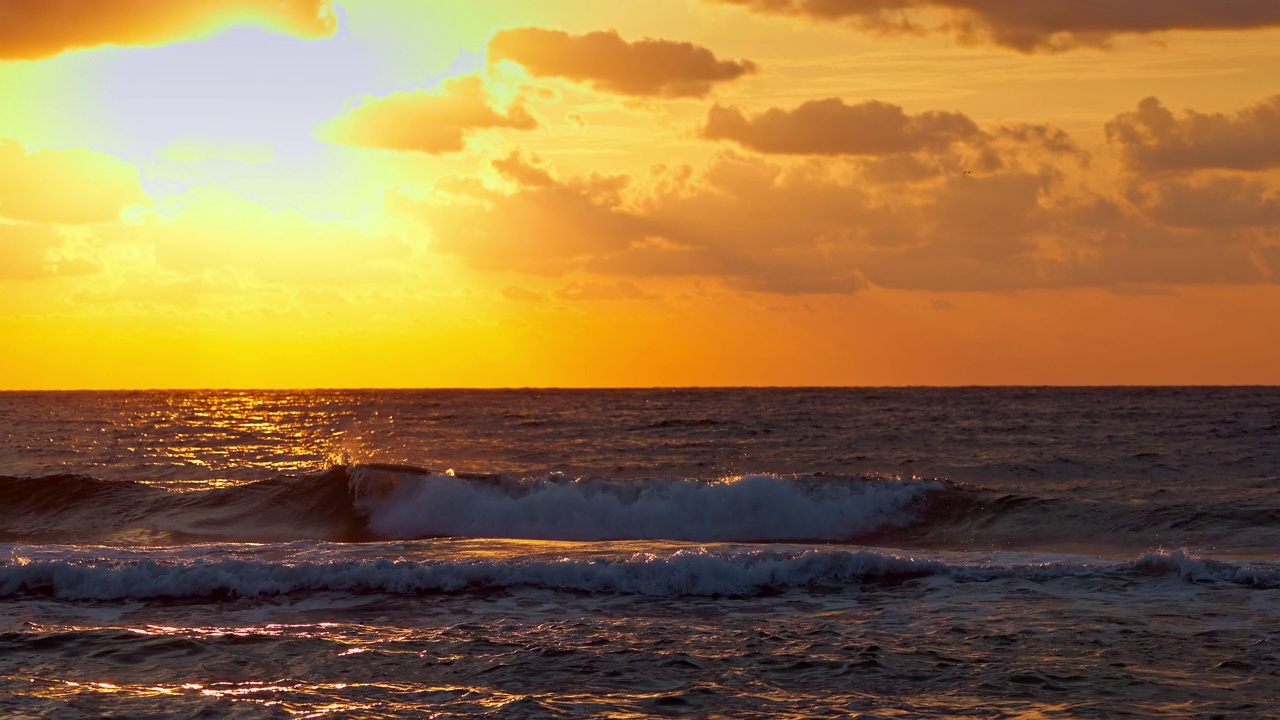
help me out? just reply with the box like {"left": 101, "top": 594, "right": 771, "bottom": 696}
{"left": 352, "top": 471, "right": 943, "bottom": 542}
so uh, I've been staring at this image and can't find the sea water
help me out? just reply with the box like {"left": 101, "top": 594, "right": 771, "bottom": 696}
{"left": 1, "top": 388, "right": 1278, "bottom": 717}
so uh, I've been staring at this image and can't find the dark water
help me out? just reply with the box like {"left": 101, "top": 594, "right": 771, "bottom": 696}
{"left": 1, "top": 388, "right": 1278, "bottom": 717}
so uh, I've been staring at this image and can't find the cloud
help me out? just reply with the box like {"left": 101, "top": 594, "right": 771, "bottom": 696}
{"left": 493, "top": 150, "right": 557, "bottom": 187}
{"left": 1106, "top": 96, "right": 1280, "bottom": 173}
{"left": 1097, "top": 95, "right": 1280, "bottom": 279}
{"left": 0, "top": 140, "right": 147, "bottom": 224}
{"left": 1126, "top": 176, "right": 1280, "bottom": 229}
{"left": 413, "top": 148, "right": 1072, "bottom": 293}
{"left": 705, "top": 0, "right": 1280, "bottom": 52}
{"left": 400, "top": 112, "right": 1280, "bottom": 295}
{"left": 322, "top": 75, "right": 537, "bottom": 154}
{"left": 0, "top": 0, "right": 335, "bottom": 60}
{"left": 404, "top": 152, "right": 877, "bottom": 293}
{"left": 488, "top": 27, "right": 756, "bottom": 98}
{"left": 0, "top": 223, "right": 99, "bottom": 279}
{"left": 702, "top": 99, "right": 982, "bottom": 155}
{"left": 701, "top": 98, "right": 1087, "bottom": 188}
{"left": 402, "top": 172, "right": 651, "bottom": 275}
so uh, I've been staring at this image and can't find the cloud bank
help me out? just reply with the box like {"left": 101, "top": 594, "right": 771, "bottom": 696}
{"left": 399, "top": 91, "right": 1280, "bottom": 295}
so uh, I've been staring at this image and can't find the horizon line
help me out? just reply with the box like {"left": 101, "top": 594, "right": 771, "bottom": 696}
{"left": 2, "top": 383, "right": 1278, "bottom": 393}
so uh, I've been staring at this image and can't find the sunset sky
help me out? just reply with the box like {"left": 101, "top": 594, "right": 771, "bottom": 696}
{"left": 2, "top": 0, "right": 1280, "bottom": 388}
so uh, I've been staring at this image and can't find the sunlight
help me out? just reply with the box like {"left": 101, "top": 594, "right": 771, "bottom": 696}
{"left": 33, "top": 6, "right": 494, "bottom": 218}
{"left": 82, "top": 14, "right": 382, "bottom": 162}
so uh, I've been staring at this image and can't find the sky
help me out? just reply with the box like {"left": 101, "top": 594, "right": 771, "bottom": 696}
{"left": 1, "top": 0, "right": 1279, "bottom": 389}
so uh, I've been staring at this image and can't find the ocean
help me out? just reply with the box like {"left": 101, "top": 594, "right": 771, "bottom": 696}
{"left": 1, "top": 387, "right": 1278, "bottom": 718}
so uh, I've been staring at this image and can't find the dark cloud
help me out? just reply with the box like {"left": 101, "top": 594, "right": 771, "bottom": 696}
{"left": 488, "top": 27, "right": 756, "bottom": 98}
{"left": 0, "top": 0, "right": 334, "bottom": 60}
{"left": 322, "top": 75, "right": 537, "bottom": 154}
{"left": 493, "top": 150, "right": 557, "bottom": 187}
{"left": 702, "top": 99, "right": 982, "bottom": 155}
{"left": 1106, "top": 96, "right": 1280, "bottom": 173}
{"left": 1126, "top": 176, "right": 1280, "bottom": 229}
{"left": 706, "top": 0, "right": 1280, "bottom": 52}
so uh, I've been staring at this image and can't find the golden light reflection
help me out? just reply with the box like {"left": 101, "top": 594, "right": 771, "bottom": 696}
{"left": 13, "top": 674, "right": 531, "bottom": 716}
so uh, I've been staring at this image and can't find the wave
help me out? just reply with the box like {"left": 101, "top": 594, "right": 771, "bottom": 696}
{"left": 3, "top": 464, "right": 1277, "bottom": 553}
{"left": 349, "top": 466, "right": 941, "bottom": 543}
{"left": 1, "top": 548, "right": 1275, "bottom": 601}
{"left": 0, "top": 465, "right": 945, "bottom": 545}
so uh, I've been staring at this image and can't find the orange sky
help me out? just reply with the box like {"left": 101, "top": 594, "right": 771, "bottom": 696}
{"left": 1, "top": 0, "right": 1279, "bottom": 388}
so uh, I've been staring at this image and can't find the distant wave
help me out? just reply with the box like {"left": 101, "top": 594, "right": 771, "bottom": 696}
{"left": 2, "top": 548, "right": 1275, "bottom": 601}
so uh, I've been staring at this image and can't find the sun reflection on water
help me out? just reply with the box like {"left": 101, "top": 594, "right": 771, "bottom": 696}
{"left": 6, "top": 390, "right": 404, "bottom": 487}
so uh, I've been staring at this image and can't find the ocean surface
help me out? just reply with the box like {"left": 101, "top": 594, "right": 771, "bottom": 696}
{"left": 1, "top": 387, "right": 1278, "bottom": 718}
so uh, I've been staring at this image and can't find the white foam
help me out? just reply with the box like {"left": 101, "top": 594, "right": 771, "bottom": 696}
{"left": 1127, "top": 547, "right": 1280, "bottom": 587}
{"left": 351, "top": 471, "right": 942, "bottom": 542}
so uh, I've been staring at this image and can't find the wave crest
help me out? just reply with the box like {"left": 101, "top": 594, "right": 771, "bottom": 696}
{"left": 0, "top": 466, "right": 946, "bottom": 545}
{"left": 351, "top": 468, "right": 943, "bottom": 543}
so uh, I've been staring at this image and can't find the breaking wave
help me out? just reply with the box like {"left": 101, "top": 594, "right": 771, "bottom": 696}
{"left": 0, "top": 465, "right": 945, "bottom": 545}
{"left": 4, "top": 464, "right": 1274, "bottom": 553}
{"left": 349, "top": 466, "right": 941, "bottom": 542}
